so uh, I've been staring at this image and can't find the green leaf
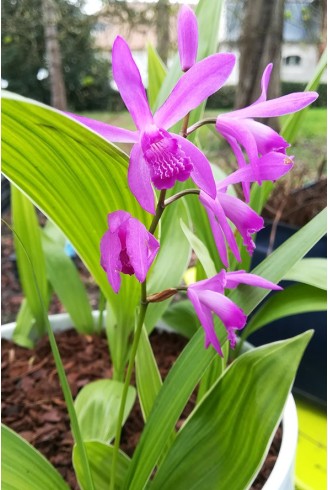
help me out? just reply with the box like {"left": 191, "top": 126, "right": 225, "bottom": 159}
{"left": 11, "top": 185, "right": 48, "bottom": 334}
{"left": 243, "top": 284, "right": 327, "bottom": 338}
{"left": 135, "top": 326, "right": 163, "bottom": 421}
{"left": 2, "top": 91, "right": 151, "bottom": 375}
{"left": 73, "top": 441, "right": 130, "bottom": 490}
{"left": 180, "top": 219, "right": 216, "bottom": 278}
{"left": 2, "top": 424, "right": 69, "bottom": 490}
{"left": 161, "top": 300, "right": 199, "bottom": 339}
{"left": 123, "top": 209, "right": 326, "bottom": 490}
{"left": 147, "top": 44, "right": 167, "bottom": 111}
{"left": 145, "top": 199, "right": 191, "bottom": 332}
{"left": 281, "top": 49, "right": 327, "bottom": 144}
{"left": 12, "top": 299, "right": 35, "bottom": 348}
{"left": 74, "top": 380, "right": 136, "bottom": 443}
{"left": 41, "top": 223, "right": 95, "bottom": 334}
{"left": 150, "top": 332, "right": 312, "bottom": 490}
{"left": 283, "top": 258, "right": 327, "bottom": 290}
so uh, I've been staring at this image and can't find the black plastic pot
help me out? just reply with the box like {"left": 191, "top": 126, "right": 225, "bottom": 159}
{"left": 249, "top": 222, "right": 327, "bottom": 406}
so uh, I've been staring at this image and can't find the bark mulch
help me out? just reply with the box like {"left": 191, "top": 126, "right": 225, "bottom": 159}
{"left": 2, "top": 328, "right": 281, "bottom": 490}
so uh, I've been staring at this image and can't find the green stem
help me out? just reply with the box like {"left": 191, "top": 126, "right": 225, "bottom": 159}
{"left": 180, "top": 112, "right": 191, "bottom": 138}
{"left": 148, "top": 189, "right": 166, "bottom": 234}
{"left": 186, "top": 117, "right": 217, "bottom": 136}
{"left": 97, "top": 289, "right": 106, "bottom": 333}
{"left": 164, "top": 188, "right": 200, "bottom": 207}
{"left": 110, "top": 282, "right": 148, "bottom": 490}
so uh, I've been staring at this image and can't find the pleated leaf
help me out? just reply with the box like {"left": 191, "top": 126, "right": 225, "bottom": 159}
{"left": 12, "top": 299, "right": 36, "bottom": 349}
{"left": 123, "top": 208, "right": 326, "bottom": 490}
{"left": 73, "top": 441, "right": 130, "bottom": 490}
{"left": 74, "top": 380, "right": 136, "bottom": 443}
{"left": 41, "top": 223, "right": 95, "bottom": 333}
{"left": 283, "top": 258, "right": 327, "bottom": 290}
{"left": 2, "top": 424, "right": 69, "bottom": 490}
{"left": 162, "top": 300, "right": 199, "bottom": 339}
{"left": 11, "top": 185, "right": 48, "bottom": 334}
{"left": 243, "top": 283, "right": 327, "bottom": 338}
{"left": 151, "top": 332, "right": 312, "bottom": 490}
{"left": 147, "top": 44, "right": 167, "bottom": 111}
{"left": 180, "top": 219, "right": 216, "bottom": 278}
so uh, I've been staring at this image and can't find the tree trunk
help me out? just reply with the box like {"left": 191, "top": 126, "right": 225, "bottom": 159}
{"left": 42, "top": 0, "right": 67, "bottom": 110}
{"left": 156, "top": 0, "right": 170, "bottom": 65}
{"left": 235, "top": 0, "right": 285, "bottom": 129}
{"left": 318, "top": 0, "right": 327, "bottom": 58}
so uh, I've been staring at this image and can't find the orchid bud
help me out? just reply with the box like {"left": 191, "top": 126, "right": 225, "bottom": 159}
{"left": 177, "top": 5, "right": 198, "bottom": 72}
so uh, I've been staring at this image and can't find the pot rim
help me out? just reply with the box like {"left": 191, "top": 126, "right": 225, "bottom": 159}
{"left": 2, "top": 311, "right": 298, "bottom": 488}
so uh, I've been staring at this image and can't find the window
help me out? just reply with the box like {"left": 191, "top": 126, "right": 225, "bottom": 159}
{"left": 284, "top": 55, "right": 302, "bottom": 66}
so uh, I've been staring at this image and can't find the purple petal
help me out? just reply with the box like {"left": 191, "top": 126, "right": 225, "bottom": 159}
{"left": 218, "top": 193, "right": 264, "bottom": 255}
{"left": 222, "top": 134, "right": 251, "bottom": 201}
{"left": 107, "top": 210, "right": 130, "bottom": 233}
{"left": 242, "top": 119, "right": 289, "bottom": 155}
{"left": 217, "top": 152, "right": 294, "bottom": 189}
{"left": 187, "top": 289, "right": 223, "bottom": 356}
{"left": 225, "top": 271, "right": 282, "bottom": 290}
{"left": 252, "top": 64, "right": 272, "bottom": 104}
{"left": 189, "top": 270, "right": 226, "bottom": 293}
{"left": 112, "top": 36, "right": 153, "bottom": 130}
{"left": 65, "top": 112, "right": 139, "bottom": 143}
{"left": 100, "top": 229, "right": 122, "bottom": 293}
{"left": 178, "top": 5, "right": 198, "bottom": 71}
{"left": 126, "top": 218, "right": 151, "bottom": 283}
{"left": 196, "top": 290, "right": 247, "bottom": 330}
{"left": 128, "top": 144, "right": 156, "bottom": 214}
{"left": 154, "top": 53, "right": 235, "bottom": 130}
{"left": 224, "top": 92, "right": 318, "bottom": 119}
{"left": 147, "top": 233, "right": 160, "bottom": 268}
{"left": 175, "top": 134, "right": 216, "bottom": 198}
{"left": 207, "top": 210, "right": 229, "bottom": 267}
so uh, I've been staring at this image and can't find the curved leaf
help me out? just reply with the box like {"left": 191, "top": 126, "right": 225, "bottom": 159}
{"left": 147, "top": 44, "right": 167, "bottom": 111}
{"left": 180, "top": 219, "right": 216, "bottom": 278}
{"left": 74, "top": 380, "right": 136, "bottom": 443}
{"left": 283, "top": 258, "right": 327, "bottom": 290}
{"left": 73, "top": 441, "right": 130, "bottom": 490}
{"left": 150, "top": 332, "right": 312, "bottom": 490}
{"left": 243, "top": 283, "right": 327, "bottom": 338}
{"left": 2, "top": 424, "right": 69, "bottom": 490}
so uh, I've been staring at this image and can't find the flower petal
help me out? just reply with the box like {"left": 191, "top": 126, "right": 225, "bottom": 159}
{"left": 128, "top": 144, "right": 156, "bottom": 214}
{"left": 187, "top": 289, "right": 223, "bottom": 356}
{"left": 197, "top": 290, "right": 247, "bottom": 330}
{"left": 175, "top": 134, "right": 216, "bottom": 198}
{"left": 252, "top": 63, "right": 272, "bottom": 104}
{"left": 224, "top": 91, "right": 318, "bottom": 119}
{"left": 242, "top": 119, "right": 289, "bottom": 155}
{"left": 154, "top": 53, "right": 235, "bottom": 130}
{"left": 107, "top": 210, "right": 131, "bottom": 232}
{"left": 100, "top": 229, "right": 122, "bottom": 293}
{"left": 225, "top": 271, "right": 282, "bottom": 290}
{"left": 218, "top": 193, "right": 264, "bottom": 255}
{"left": 112, "top": 36, "right": 153, "bottom": 130}
{"left": 126, "top": 218, "right": 151, "bottom": 283}
{"left": 65, "top": 112, "right": 139, "bottom": 143}
{"left": 217, "top": 152, "right": 294, "bottom": 189}
{"left": 147, "top": 233, "right": 160, "bottom": 268}
{"left": 178, "top": 5, "right": 198, "bottom": 71}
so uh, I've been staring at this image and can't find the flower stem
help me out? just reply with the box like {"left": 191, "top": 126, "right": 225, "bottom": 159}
{"left": 148, "top": 189, "right": 166, "bottom": 235}
{"left": 110, "top": 281, "right": 148, "bottom": 490}
{"left": 186, "top": 117, "right": 217, "bottom": 136}
{"left": 180, "top": 112, "right": 191, "bottom": 138}
{"left": 164, "top": 188, "right": 200, "bottom": 207}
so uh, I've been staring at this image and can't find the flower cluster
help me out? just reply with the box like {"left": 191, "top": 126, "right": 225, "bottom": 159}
{"left": 68, "top": 5, "right": 317, "bottom": 356}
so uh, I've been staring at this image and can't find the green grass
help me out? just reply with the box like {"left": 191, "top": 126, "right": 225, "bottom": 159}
{"left": 81, "top": 107, "right": 327, "bottom": 187}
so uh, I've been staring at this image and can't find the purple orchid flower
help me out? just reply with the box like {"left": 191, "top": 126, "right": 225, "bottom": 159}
{"left": 199, "top": 152, "right": 294, "bottom": 267}
{"left": 215, "top": 64, "right": 318, "bottom": 200}
{"left": 100, "top": 210, "right": 159, "bottom": 293}
{"left": 67, "top": 36, "right": 235, "bottom": 214}
{"left": 178, "top": 5, "right": 198, "bottom": 72}
{"left": 187, "top": 270, "right": 282, "bottom": 356}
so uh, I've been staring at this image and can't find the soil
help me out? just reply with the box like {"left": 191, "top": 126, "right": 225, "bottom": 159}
{"left": 2, "top": 328, "right": 282, "bottom": 490}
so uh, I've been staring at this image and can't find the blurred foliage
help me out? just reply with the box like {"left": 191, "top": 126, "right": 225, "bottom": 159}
{"left": 2, "top": 0, "right": 111, "bottom": 110}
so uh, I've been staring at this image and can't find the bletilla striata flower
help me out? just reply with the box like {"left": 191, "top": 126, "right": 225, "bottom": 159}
{"left": 199, "top": 153, "right": 294, "bottom": 266}
{"left": 100, "top": 211, "right": 159, "bottom": 293}
{"left": 67, "top": 36, "right": 235, "bottom": 214}
{"left": 215, "top": 64, "right": 318, "bottom": 200}
{"left": 177, "top": 5, "right": 198, "bottom": 71}
{"left": 187, "top": 270, "right": 282, "bottom": 356}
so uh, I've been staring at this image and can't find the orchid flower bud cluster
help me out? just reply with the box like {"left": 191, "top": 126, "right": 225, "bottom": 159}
{"left": 68, "top": 5, "right": 317, "bottom": 356}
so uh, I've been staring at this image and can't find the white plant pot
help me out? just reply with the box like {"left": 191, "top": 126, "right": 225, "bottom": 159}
{"left": 2, "top": 312, "right": 298, "bottom": 490}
